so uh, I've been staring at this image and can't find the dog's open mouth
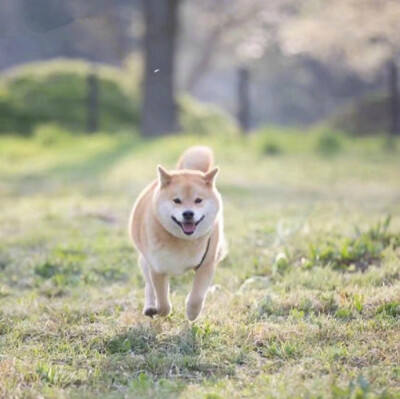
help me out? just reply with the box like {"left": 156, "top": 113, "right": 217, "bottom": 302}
{"left": 172, "top": 215, "right": 205, "bottom": 236}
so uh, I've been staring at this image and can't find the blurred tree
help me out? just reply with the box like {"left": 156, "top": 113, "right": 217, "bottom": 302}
{"left": 280, "top": 0, "right": 400, "bottom": 135}
{"left": 180, "top": 0, "right": 296, "bottom": 131}
{"left": 142, "top": 0, "right": 180, "bottom": 136}
{"left": 20, "top": 0, "right": 74, "bottom": 33}
{"left": 0, "top": 0, "right": 140, "bottom": 68}
{"left": 182, "top": 0, "right": 294, "bottom": 91}
{"left": 182, "top": 0, "right": 260, "bottom": 91}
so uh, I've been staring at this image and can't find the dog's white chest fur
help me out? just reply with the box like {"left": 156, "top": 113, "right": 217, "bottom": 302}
{"left": 147, "top": 241, "right": 207, "bottom": 276}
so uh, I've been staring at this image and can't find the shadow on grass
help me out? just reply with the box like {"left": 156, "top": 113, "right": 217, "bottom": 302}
{"left": 47, "top": 140, "right": 137, "bottom": 181}
{"left": 4, "top": 139, "right": 140, "bottom": 195}
{"left": 95, "top": 323, "right": 237, "bottom": 396}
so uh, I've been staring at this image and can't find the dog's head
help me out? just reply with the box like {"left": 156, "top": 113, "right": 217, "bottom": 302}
{"left": 153, "top": 166, "right": 221, "bottom": 240}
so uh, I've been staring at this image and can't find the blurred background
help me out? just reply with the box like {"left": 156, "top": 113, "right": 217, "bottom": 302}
{"left": 0, "top": 0, "right": 399, "bottom": 137}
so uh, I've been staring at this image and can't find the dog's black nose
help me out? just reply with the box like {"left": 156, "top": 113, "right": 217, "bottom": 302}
{"left": 182, "top": 210, "right": 194, "bottom": 220}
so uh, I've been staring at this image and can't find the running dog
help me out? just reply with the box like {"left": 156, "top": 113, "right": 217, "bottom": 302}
{"left": 129, "top": 146, "right": 225, "bottom": 321}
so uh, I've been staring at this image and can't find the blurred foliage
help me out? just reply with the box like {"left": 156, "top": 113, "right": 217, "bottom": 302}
{"left": 33, "top": 123, "right": 73, "bottom": 147}
{"left": 178, "top": 95, "right": 240, "bottom": 137}
{"left": 253, "top": 126, "right": 348, "bottom": 156}
{"left": 327, "top": 93, "right": 391, "bottom": 136}
{"left": 315, "top": 130, "right": 344, "bottom": 156}
{"left": 262, "top": 141, "right": 283, "bottom": 156}
{"left": 0, "top": 59, "right": 242, "bottom": 137}
{"left": 0, "top": 59, "right": 140, "bottom": 134}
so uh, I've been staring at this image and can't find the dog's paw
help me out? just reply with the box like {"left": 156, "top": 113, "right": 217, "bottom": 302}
{"left": 186, "top": 299, "right": 204, "bottom": 321}
{"left": 143, "top": 307, "right": 157, "bottom": 318}
{"left": 156, "top": 303, "right": 172, "bottom": 317}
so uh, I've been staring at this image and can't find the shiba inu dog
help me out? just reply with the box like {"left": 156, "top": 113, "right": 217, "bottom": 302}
{"left": 129, "top": 146, "right": 225, "bottom": 321}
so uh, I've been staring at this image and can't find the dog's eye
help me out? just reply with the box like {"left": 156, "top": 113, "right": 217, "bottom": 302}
{"left": 173, "top": 198, "right": 182, "bottom": 204}
{"left": 195, "top": 198, "right": 203, "bottom": 204}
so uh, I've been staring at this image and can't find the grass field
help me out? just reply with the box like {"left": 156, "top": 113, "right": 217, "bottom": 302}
{"left": 0, "top": 129, "right": 399, "bottom": 398}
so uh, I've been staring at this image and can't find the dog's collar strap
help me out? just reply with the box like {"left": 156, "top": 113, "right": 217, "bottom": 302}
{"left": 195, "top": 238, "right": 211, "bottom": 271}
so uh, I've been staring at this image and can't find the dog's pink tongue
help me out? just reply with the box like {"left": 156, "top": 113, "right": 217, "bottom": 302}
{"left": 182, "top": 222, "right": 195, "bottom": 234}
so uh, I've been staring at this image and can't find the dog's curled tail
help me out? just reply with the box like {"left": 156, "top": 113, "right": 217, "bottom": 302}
{"left": 176, "top": 146, "right": 214, "bottom": 173}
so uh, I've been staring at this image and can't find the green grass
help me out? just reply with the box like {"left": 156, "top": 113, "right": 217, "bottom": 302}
{"left": 0, "top": 129, "right": 399, "bottom": 398}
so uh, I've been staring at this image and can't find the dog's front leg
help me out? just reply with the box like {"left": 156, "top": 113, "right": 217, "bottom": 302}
{"left": 139, "top": 256, "right": 157, "bottom": 317}
{"left": 149, "top": 269, "right": 171, "bottom": 317}
{"left": 186, "top": 261, "right": 215, "bottom": 321}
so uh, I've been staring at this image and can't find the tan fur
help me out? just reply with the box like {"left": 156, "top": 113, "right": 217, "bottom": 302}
{"left": 176, "top": 146, "right": 214, "bottom": 172}
{"left": 129, "top": 146, "right": 225, "bottom": 321}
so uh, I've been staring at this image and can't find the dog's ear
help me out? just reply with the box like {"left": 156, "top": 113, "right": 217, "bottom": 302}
{"left": 157, "top": 165, "right": 172, "bottom": 188}
{"left": 204, "top": 167, "right": 219, "bottom": 185}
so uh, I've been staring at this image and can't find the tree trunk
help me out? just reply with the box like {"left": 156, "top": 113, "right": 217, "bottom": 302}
{"left": 142, "top": 0, "right": 180, "bottom": 137}
{"left": 237, "top": 67, "right": 251, "bottom": 133}
{"left": 388, "top": 59, "right": 400, "bottom": 136}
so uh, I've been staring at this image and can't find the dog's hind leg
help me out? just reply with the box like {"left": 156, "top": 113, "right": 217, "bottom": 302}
{"left": 139, "top": 256, "right": 157, "bottom": 317}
